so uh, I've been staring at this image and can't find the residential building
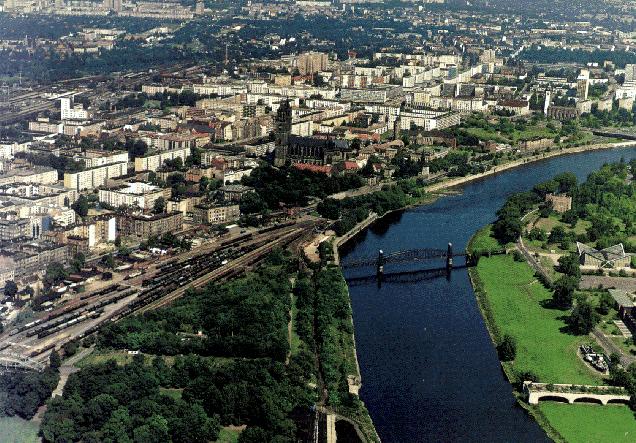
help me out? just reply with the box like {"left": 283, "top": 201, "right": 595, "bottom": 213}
{"left": 220, "top": 185, "right": 255, "bottom": 202}
{"left": 61, "top": 97, "right": 89, "bottom": 121}
{"left": 63, "top": 163, "right": 128, "bottom": 191}
{"left": 98, "top": 182, "right": 167, "bottom": 210}
{"left": 295, "top": 52, "right": 328, "bottom": 75}
{"left": 192, "top": 204, "right": 240, "bottom": 224}
{"left": 134, "top": 147, "right": 191, "bottom": 172}
{"left": 117, "top": 212, "right": 183, "bottom": 240}
{"left": 0, "top": 167, "right": 58, "bottom": 186}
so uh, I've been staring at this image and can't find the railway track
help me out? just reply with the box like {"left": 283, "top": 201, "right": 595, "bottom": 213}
{"left": 137, "top": 226, "right": 306, "bottom": 313}
{"left": 0, "top": 221, "right": 318, "bottom": 363}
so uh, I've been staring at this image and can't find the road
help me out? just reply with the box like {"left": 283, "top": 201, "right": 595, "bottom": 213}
{"left": 591, "top": 328, "right": 635, "bottom": 367}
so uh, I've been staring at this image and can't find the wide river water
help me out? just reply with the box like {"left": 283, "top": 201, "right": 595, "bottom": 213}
{"left": 340, "top": 147, "right": 636, "bottom": 442}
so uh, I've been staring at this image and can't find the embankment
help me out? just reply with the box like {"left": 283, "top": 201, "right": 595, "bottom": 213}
{"left": 426, "top": 140, "right": 636, "bottom": 193}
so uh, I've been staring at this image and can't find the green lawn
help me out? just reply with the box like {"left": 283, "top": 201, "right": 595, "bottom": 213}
{"left": 512, "top": 126, "right": 557, "bottom": 142}
{"left": 215, "top": 427, "right": 242, "bottom": 443}
{"left": 0, "top": 417, "right": 40, "bottom": 443}
{"left": 538, "top": 403, "right": 636, "bottom": 443}
{"left": 476, "top": 254, "right": 602, "bottom": 385}
{"left": 464, "top": 125, "right": 557, "bottom": 145}
{"left": 468, "top": 225, "right": 503, "bottom": 254}
{"left": 464, "top": 127, "right": 508, "bottom": 143}
{"left": 159, "top": 387, "right": 183, "bottom": 400}
{"left": 76, "top": 349, "right": 134, "bottom": 367}
{"left": 533, "top": 214, "right": 563, "bottom": 233}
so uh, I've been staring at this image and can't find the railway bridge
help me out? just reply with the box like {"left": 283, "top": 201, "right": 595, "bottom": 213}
{"left": 341, "top": 243, "right": 478, "bottom": 276}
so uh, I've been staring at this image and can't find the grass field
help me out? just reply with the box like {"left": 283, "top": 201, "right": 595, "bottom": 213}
{"left": 468, "top": 225, "right": 503, "bottom": 254}
{"left": 159, "top": 387, "right": 183, "bottom": 400}
{"left": 0, "top": 417, "right": 40, "bottom": 443}
{"left": 476, "top": 254, "right": 602, "bottom": 385}
{"left": 532, "top": 215, "right": 591, "bottom": 239}
{"left": 464, "top": 125, "right": 558, "bottom": 145}
{"left": 76, "top": 349, "right": 135, "bottom": 367}
{"left": 538, "top": 403, "right": 636, "bottom": 443}
{"left": 215, "top": 426, "right": 242, "bottom": 443}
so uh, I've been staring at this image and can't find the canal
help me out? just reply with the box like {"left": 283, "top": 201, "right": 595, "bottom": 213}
{"left": 340, "top": 147, "right": 636, "bottom": 442}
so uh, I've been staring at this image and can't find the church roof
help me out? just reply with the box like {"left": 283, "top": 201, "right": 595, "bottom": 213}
{"left": 288, "top": 135, "right": 350, "bottom": 151}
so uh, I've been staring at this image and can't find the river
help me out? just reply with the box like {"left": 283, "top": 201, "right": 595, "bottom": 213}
{"left": 340, "top": 147, "right": 636, "bottom": 443}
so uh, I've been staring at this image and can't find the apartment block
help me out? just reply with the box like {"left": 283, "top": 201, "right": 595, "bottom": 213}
{"left": 63, "top": 163, "right": 128, "bottom": 191}
{"left": 134, "top": 147, "right": 191, "bottom": 172}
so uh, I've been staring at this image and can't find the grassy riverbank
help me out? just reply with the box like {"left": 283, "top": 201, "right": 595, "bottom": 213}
{"left": 539, "top": 403, "right": 636, "bottom": 442}
{"left": 474, "top": 254, "right": 601, "bottom": 385}
{"left": 468, "top": 227, "right": 636, "bottom": 443}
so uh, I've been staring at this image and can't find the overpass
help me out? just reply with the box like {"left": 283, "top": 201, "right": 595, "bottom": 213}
{"left": 524, "top": 382, "right": 630, "bottom": 406}
{"left": 0, "top": 352, "right": 46, "bottom": 373}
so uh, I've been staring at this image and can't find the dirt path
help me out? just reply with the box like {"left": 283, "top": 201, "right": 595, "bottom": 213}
{"left": 286, "top": 278, "right": 296, "bottom": 365}
{"left": 31, "top": 346, "right": 95, "bottom": 423}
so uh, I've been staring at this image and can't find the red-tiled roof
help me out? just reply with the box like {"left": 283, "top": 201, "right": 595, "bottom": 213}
{"left": 292, "top": 163, "right": 333, "bottom": 175}
{"left": 343, "top": 161, "right": 359, "bottom": 170}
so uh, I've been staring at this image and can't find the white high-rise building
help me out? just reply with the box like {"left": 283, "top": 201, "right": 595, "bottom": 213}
{"left": 61, "top": 97, "right": 89, "bottom": 121}
{"left": 625, "top": 64, "right": 636, "bottom": 83}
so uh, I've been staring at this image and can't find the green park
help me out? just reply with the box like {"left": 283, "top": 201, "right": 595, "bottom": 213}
{"left": 468, "top": 160, "right": 636, "bottom": 442}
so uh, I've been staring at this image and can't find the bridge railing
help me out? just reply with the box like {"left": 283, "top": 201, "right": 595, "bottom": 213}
{"left": 341, "top": 246, "right": 470, "bottom": 269}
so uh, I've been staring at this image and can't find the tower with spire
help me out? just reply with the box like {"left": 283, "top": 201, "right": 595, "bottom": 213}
{"left": 274, "top": 99, "right": 292, "bottom": 166}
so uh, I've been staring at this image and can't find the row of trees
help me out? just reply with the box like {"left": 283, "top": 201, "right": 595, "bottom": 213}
{"left": 241, "top": 164, "right": 364, "bottom": 211}
{"left": 314, "top": 266, "right": 357, "bottom": 407}
{"left": 317, "top": 179, "right": 425, "bottom": 236}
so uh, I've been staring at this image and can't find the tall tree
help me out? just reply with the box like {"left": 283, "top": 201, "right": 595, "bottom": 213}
{"left": 567, "top": 301, "right": 600, "bottom": 334}
{"left": 3, "top": 280, "right": 17, "bottom": 299}
{"left": 71, "top": 195, "right": 89, "bottom": 217}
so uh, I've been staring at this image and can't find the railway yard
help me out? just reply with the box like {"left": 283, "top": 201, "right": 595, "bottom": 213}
{"left": 0, "top": 219, "right": 323, "bottom": 368}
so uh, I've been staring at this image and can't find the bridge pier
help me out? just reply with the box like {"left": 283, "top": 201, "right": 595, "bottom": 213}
{"left": 446, "top": 243, "right": 453, "bottom": 269}
{"left": 377, "top": 250, "right": 385, "bottom": 278}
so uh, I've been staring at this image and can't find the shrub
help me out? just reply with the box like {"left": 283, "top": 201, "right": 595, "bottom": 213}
{"left": 597, "top": 292, "right": 614, "bottom": 315}
{"left": 497, "top": 334, "right": 517, "bottom": 362}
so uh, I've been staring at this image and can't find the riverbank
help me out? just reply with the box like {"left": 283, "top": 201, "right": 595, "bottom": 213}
{"left": 334, "top": 145, "right": 636, "bottom": 442}
{"left": 466, "top": 227, "right": 636, "bottom": 443}
{"left": 322, "top": 220, "right": 380, "bottom": 443}
{"left": 426, "top": 139, "right": 636, "bottom": 193}
{"left": 333, "top": 139, "right": 636, "bottom": 245}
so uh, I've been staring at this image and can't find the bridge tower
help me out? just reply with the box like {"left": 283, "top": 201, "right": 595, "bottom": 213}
{"left": 377, "top": 250, "right": 385, "bottom": 277}
{"left": 446, "top": 243, "right": 453, "bottom": 269}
